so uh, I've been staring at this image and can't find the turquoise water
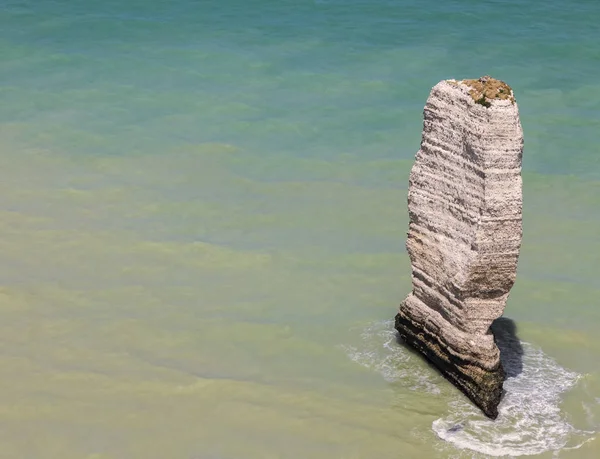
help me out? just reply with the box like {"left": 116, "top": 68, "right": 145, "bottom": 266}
{"left": 0, "top": 0, "right": 599, "bottom": 457}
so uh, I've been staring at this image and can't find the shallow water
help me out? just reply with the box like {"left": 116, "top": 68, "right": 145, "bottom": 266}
{"left": 1, "top": 0, "right": 599, "bottom": 457}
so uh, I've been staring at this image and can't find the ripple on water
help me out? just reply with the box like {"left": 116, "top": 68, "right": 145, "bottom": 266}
{"left": 341, "top": 319, "right": 441, "bottom": 394}
{"left": 433, "top": 342, "right": 596, "bottom": 457}
{"left": 343, "top": 320, "right": 596, "bottom": 457}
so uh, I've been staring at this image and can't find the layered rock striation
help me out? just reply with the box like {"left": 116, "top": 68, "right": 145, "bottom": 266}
{"left": 395, "top": 76, "right": 523, "bottom": 419}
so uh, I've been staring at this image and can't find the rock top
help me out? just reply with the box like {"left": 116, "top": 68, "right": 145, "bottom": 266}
{"left": 450, "top": 75, "right": 515, "bottom": 107}
{"left": 395, "top": 76, "right": 524, "bottom": 419}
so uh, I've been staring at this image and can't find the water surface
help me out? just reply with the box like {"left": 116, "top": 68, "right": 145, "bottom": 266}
{"left": 0, "top": 0, "right": 599, "bottom": 457}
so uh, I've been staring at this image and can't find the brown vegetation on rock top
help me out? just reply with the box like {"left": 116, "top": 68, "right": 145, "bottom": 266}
{"left": 461, "top": 75, "right": 515, "bottom": 106}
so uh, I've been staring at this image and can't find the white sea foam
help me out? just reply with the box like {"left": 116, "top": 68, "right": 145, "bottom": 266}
{"left": 342, "top": 319, "right": 441, "bottom": 394}
{"left": 433, "top": 342, "right": 596, "bottom": 457}
{"left": 343, "top": 320, "right": 596, "bottom": 457}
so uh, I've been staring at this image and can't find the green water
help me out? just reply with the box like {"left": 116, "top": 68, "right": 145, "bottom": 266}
{"left": 1, "top": 0, "right": 599, "bottom": 457}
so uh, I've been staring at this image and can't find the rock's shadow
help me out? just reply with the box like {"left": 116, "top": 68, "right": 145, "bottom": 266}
{"left": 395, "top": 316, "right": 524, "bottom": 380}
{"left": 491, "top": 317, "right": 524, "bottom": 378}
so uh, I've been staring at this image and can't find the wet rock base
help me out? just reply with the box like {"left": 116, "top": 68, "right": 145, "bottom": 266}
{"left": 395, "top": 311, "right": 505, "bottom": 419}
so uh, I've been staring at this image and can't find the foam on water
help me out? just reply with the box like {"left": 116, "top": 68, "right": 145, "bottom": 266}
{"left": 342, "top": 319, "right": 441, "bottom": 394}
{"left": 343, "top": 320, "right": 596, "bottom": 457}
{"left": 433, "top": 342, "right": 596, "bottom": 457}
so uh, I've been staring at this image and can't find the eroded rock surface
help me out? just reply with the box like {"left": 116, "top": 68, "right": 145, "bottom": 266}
{"left": 395, "top": 76, "right": 523, "bottom": 419}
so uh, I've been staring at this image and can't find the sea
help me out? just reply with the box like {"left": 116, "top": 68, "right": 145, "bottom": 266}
{"left": 0, "top": 0, "right": 599, "bottom": 457}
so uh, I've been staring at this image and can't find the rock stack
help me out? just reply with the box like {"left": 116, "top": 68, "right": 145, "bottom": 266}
{"left": 395, "top": 76, "right": 523, "bottom": 419}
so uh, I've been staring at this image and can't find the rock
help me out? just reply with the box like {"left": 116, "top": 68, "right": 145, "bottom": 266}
{"left": 395, "top": 76, "right": 523, "bottom": 419}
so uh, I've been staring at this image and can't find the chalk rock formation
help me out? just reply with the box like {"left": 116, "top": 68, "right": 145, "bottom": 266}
{"left": 395, "top": 76, "right": 523, "bottom": 419}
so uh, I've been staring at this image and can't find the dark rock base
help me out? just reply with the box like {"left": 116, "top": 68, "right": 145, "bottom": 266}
{"left": 394, "top": 312, "right": 505, "bottom": 419}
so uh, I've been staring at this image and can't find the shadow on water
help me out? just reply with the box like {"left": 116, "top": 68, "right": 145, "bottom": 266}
{"left": 491, "top": 317, "right": 524, "bottom": 378}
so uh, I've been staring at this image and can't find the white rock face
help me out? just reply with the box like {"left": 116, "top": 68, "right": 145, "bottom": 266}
{"left": 395, "top": 77, "right": 523, "bottom": 419}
